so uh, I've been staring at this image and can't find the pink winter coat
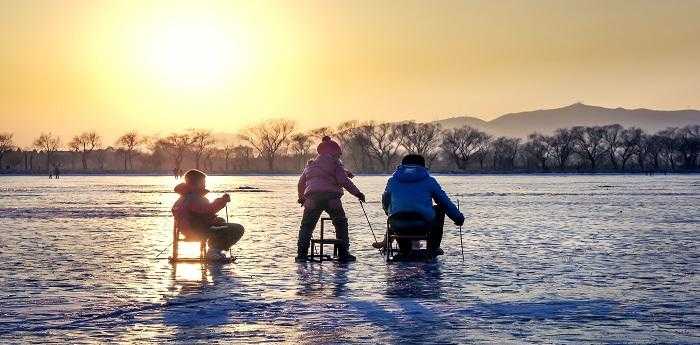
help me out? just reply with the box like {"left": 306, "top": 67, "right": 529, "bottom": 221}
{"left": 171, "top": 183, "right": 227, "bottom": 238}
{"left": 297, "top": 154, "right": 362, "bottom": 199}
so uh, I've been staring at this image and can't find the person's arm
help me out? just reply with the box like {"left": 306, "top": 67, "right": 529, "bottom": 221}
{"left": 187, "top": 195, "right": 227, "bottom": 215}
{"left": 344, "top": 168, "right": 355, "bottom": 179}
{"left": 297, "top": 170, "right": 307, "bottom": 204}
{"left": 381, "top": 179, "right": 392, "bottom": 215}
{"left": 335, "top": 165, "right": 364, "bottom": 200}
{"left": 430, "top": 178, "right": 464, "bottom": 225}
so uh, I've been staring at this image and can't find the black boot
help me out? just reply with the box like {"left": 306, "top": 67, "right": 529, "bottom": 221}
{"left": 337, "top": 252, "right": 356, "bottom": 262}
{"left": 295, "top": 253, "right": 310, "bottom": 262}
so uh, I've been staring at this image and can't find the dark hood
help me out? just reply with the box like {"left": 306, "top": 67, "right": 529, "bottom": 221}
{"left": 392, "top": 164, "right": 429, "bottom": 183}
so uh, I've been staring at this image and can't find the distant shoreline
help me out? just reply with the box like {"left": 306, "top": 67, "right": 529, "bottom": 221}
{"left": 1, "top": 171, "right": 696, "bottom": 177}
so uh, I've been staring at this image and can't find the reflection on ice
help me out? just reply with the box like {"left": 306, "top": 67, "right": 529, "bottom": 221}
{"left": 0, "top": 175, "right": 698, "bottom": 343}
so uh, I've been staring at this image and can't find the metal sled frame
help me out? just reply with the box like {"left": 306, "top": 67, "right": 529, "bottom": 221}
{"left": 168, "top": 219, "right": 236, "bottom": 264}
{"left": 309, "top": 217, "right": 342, "bottom": 262}
{"left": 385, "top": 218, "right": 431, "bottom": 263}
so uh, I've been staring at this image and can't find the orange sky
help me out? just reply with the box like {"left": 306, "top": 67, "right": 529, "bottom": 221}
{"left": 2, "top": 0, "right": 699, "bottom": 146}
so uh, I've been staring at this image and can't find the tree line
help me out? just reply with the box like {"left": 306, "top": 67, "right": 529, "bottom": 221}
{"left": 0, "top": 121, "right": 698, "bottom": 174}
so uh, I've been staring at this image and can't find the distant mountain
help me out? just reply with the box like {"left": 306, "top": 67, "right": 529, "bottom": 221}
{"left": 434, "top": 103, "right": 700, "bottom": 138}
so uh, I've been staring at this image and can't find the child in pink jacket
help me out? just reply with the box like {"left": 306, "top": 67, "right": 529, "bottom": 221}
{"left": 172, "top": 169, "right": 244, "bottom": 260}
{"left": 296, "top": 136, "right": 365, "bottom": 262}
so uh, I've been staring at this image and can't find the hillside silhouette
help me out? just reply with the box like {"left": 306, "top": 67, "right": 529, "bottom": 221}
{"left": 435, "top": 103, "right": 700, "bottom": 137}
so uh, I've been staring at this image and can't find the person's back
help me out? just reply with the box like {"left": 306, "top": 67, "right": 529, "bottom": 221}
{"left": 382, "top": 164, "right": 442, "bottom": 222}
{"left": 381, "top": 154, "right": 464, "bottom": 256}
{"left": 171, "top": 183, "right": 225, "bottom": 237}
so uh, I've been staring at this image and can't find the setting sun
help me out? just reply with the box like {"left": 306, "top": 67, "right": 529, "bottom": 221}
{"left": 143, "top": 17, "right": 249, "bottom": 89}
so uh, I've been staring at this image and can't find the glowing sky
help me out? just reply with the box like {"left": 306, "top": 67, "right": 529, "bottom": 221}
{"left": 2, "top": 0, "right": 699, "bottom": 146}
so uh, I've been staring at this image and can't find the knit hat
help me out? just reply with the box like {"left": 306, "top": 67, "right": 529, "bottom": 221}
{"left": 317, "top": 136, "right": 342, "bottom": 156}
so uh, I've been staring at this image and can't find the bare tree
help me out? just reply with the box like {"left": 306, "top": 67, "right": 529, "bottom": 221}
{"left": 397, "top": 122, "right": 442, "bottom": 167}
{"left": 33, "top": 133, "right": 61, "bottom": 171}
{"left": 572, "top": 126, "right": 607, "bottom": 171}
{"left": 492, "top": 136, "right": 520, "bottom": 170}
{"left": 190, "top": 129, "right": 216, "bottom": 170}
{"left": 309, "top": 127, "right": 335, "bottom": 140}
{"left": 67, "top": 139, "right": 80, "bottom": 170}
{"left": 675, "top": 125, "right": 700, "bottom": 170}
{"left": 618, "top": 127, "right": 643, "bottom": 171}
{"left": 0, "top": 133, "right": 15, "bottom": 169}
{"left": 638, "top": 134, "right": 662, "bottom": 172}
{"left": 144, "top": 144, "right": 167, "bottom": 171}
{"left": 602, "top": 124, "right": 623, "bottom": 170}
{"left": 334, "top": 121, "right": 368, "bottom": 171}
{"left": 68, "top": 131, "right": 101, "bottom": 170}
{"left": 5, "top": 149, "right": 22, "bottom": 170}
{"left": 355, "top": 122, "right": 402, "bottom": 172}
{"left": 547, "top": 128, "right": 575, "bottom": 171}
{"left": 441, "top": 126, "right": 491, "bottom": 170}
{"left": 334, "top": 121, "right": 360, "bottom": 145}
{"left": 203, "top": 148, "right": 218, "bottom": 172}
{"left": 156, "top": 133, "right": 195, "bottom": 172}
{"left": 523, "top": 133, "right": 550, "bottom": 171}
{"left": 290, "top": 133, "right": 313, "bottom": 170}
{"left": 240, "top": 119, "right": 295, "bottom": 171}
{"left": 24, "top": 148, "right": 37, "bottom": 172}
{"left": 233, "top": 145, "right": 254, "bottom": 171}
{"left": 95, "top": 147, "right": 109, "bottom": 171}
{"left": 657, "top": 127, "right": 679, "bottom": 171}
{"left": 222, "top": 144, "right": 235, "bottom": 172}
{"left": 116, "top": 131, "right": 143, "bottom": 171}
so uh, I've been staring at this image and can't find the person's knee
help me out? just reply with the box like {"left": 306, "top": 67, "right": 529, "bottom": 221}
{"left": 331, "top": 217, "right": 348, "bottom": 228}
{"left": 228, "top": 223, "right": 244, "bottom": 234}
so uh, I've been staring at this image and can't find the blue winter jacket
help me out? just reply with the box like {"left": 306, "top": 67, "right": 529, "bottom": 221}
{"left": 382, "top": 165, "right": 464, "bottom": 223}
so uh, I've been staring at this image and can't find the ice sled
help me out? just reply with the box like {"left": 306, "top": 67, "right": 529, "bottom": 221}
{"left": 308, "top": 217, "right": 342, "bottom": 262}
{"left": 385, "top": 212, "right": 433, "bottom": 263}
{"left": 168, "top": 220, "right": 236, "bottom": 264}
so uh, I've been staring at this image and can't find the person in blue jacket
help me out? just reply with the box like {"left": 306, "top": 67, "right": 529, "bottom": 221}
{"left": 378, "top": 154, "right": 465, "bottom": 256}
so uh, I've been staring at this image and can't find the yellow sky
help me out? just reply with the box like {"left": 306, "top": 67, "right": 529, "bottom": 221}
{"left": 2, "top": 0, "right": 699, "bottom": 146}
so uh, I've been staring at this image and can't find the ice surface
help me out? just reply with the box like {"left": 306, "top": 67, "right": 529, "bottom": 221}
{"left": 0, "top": 175, "right": 698, "bottom": 344}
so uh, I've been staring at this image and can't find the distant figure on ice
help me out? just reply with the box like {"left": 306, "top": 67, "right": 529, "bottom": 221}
{"left": 171, "top": 169, "right": 245, "bottom": 260}
{"left": 377, "top": 154, "right": 465, "bottom": 258}
{"left": 296, "top": 136, "right": 365, "bottom": 263}
{"left": 53, "top": 166, "right": 60, "bottom": 179}
{"left": 173, "top": 168, "right": 179, "bottom": 179}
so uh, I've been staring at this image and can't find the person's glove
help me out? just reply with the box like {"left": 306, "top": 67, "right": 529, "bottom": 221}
{"left": 454, "top": 214, "right": 465, "bottom": 226}
{"left": 222, "top": 193, "right": 231, "bottom": 203}
{"left": 357, "top": 193, "right": 366, "bottom": 203}
{"left": 297, "top": 196, "right": 305, "bottom": 206}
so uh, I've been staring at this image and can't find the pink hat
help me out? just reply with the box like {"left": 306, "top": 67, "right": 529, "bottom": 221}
{"left": 317, "top": 136, "right": 342, "bottom": 156}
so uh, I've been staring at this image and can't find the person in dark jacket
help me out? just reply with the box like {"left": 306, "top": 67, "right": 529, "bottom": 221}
{"left": 296, "top": 136, "right": 365, "bottom": 263}
{"left": 379, "top": 154, "right": 465, "bottom": 256}
{"left": 171, "top": 169, "right": 245, "bottom": 260}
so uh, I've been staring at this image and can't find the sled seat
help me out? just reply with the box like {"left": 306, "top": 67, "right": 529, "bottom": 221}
{"left": 309, "top": 217, "right": 341, "bottom": 262}
{"left": 385, "top": 212, "right": 431, "bottom": 262}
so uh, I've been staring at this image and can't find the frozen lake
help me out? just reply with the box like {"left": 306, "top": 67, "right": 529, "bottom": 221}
{"left": 0, "top": 174, "right": 698, "bottom": 344}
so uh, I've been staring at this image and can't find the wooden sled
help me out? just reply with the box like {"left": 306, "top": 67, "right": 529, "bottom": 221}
{"left": 168, "top": 220, "right": 236, "bottom": 264}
